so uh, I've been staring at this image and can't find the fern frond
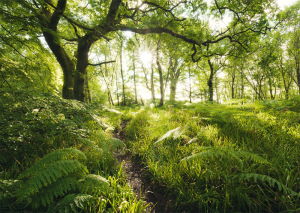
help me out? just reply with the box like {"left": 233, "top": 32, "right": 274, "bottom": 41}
{"left": 181, "top": 147, "right": 269, "bottom": 169}
{"left": 181, "top": 147, "right": 243, "bottom": 167}
{"left": 230, "top": 173, "right": 299, "bottom": 196}
{"left": 30, "top": 177, "right": 79, "bottom": 208}
{"left": 79, "top": 174, "right": 109, "bottom": 196}
{"left": 19, "top": 148, "right": 87, "bottom": 179}
{"left": 237, "top": 151, "right": 270, "bottom": 165}
{"left": 109, "top": 138, "right": 126, "bottom": 150}
{"left": 53, "top": 193, "right": 93, "bottom": 212}
{"left": 15, "top": 160, "right": 88, "bottom": 201}
{"left": 78, "top": 137, "right": 96, "bottom": 148}
{"left": 154, "top": 127, "right": 184, "bottom": 144}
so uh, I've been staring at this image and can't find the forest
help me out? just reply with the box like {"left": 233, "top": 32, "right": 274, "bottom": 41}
{"left": 0, "top": 0, "right": 300, "bottom": 212}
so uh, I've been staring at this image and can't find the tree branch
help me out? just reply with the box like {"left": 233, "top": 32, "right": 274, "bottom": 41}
{"left": 88, "top": 61, "right": 116, "bottom": 66}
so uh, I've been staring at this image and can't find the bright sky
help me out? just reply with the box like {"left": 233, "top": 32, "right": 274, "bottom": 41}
{"left": 277, "top": 0, "right": 297, "bottom": 9}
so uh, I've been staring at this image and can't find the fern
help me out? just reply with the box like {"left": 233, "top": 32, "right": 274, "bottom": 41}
{"left": 154, "top": 127, "right": 185, "bottom": 144}
{"left": 19, "top": 148, "right": 87, "bottom": 179}
{"left": 181, "top": 147, "right": 269, "bottom": 168}
{"left": 229, "top": 173, "right": 299, "bottom": 197}
{"left": 77, "top": 137, "right": 96, "bottom": 148}
{"left": 15, "top": 160, "right": 88, "bottom": 201}
{"left": 30, "top": 177, "right": 79, "bottom": 208}
{"left": 51, "top": 193, "right": 93, "bottom": 213}
{"left": 109, "top": 138, "right": 126, "bottom": 150}
{"left": 79, "top": 174, "right": 109, "bottom": 196}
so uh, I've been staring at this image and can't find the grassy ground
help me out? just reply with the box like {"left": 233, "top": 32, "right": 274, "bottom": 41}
{"left": 122, "top": 99, "right": 300, "bottom": 212}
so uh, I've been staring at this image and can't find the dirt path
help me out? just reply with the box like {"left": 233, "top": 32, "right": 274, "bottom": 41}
{"left": 114, "top": 120, "right": 172, "bottom": 213}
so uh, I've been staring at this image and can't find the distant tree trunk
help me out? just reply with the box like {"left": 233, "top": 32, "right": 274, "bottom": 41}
{"left": 170, "top": 78, "right": 178, "bottom": 103}
{"left": 140, "top": 95, "right": 144, "bottom": 106}
{"left": 207, "top": 59, "right": 214, "bottom": 102}
{"left": 101, "top": 66, "right": 114, "bottom": 105}
{"left": 268, "top": 76, "right": 275, "bottom": 100}
{"left": 258, "top": 75, "right": 264, "bottom": 100}
{"left": 240, "top": 72, "right": 244, "bottom": 99}
{"left": 169, "top": 58, "right": 181, "bottom": 103}
{"left": 151, "top": 60, "right": 156, "bottom": 104}
{"left": 188, "top": 66, "right": 192, "bottom": 103}
{"left": 156, "top": 41, "right": 164, "bottom": 107}
{"left": 120, "top": 39, "right": 126, "bottom": 106}
{"left": 231, "top": 69, "right": 235, "bottom": 99}
{"left": 279, "top": 57, "right": 292, "bottom": 100}
{"left": 133, "top": 50, "right": 138, "bottom": 104}
{"left": 215, "top": 76, "right": 219, "bottom": 103}
{"left": 116, "top": 63, "right": 120, "bottom": 106}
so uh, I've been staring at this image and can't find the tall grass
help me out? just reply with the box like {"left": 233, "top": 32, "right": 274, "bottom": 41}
{"left": 124, "top": 101, "right": 300, "bottom": 212}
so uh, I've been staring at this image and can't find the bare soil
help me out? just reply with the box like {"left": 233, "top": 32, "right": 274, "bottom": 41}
{"left": 114, "top": 120, "right": 173, "bottom": 213}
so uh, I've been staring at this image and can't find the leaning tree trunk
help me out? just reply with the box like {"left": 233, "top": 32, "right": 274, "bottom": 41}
{"left": 207, "top": 59, "right": 214, "bottom": 102}
{"left": 41, "top": 0, "right": 75, "bottom": 99}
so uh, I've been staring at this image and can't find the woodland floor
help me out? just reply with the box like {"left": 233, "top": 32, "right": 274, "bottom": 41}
{"left": 114, "top": 120, "right": 173, "bottom": 213}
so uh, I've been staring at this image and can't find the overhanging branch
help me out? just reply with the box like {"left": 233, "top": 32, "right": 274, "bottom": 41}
{"left": 88, "top": 61, "right": 116, "bottom": 66}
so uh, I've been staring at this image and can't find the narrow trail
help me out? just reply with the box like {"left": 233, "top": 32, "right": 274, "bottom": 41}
{"left": 114, "top": 120, "right": 172, "bottom": 213}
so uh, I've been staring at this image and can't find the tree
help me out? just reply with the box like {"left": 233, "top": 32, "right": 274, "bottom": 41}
{"left": 1, "top": 0, "right": 280, "bottom": 101}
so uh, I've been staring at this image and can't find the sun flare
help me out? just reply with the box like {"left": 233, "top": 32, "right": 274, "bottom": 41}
{"left": 140, "top": 51, "right": 152, "bottom": 67}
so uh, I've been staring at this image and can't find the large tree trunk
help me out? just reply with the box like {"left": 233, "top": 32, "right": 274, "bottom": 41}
{"left": 207, "top": 59, "right": 214, "bottom": 102}
{"left": 43, "top": 31, "right": 75, "bottom": 99}
{"left": 156, "top": 41, "right": 164, "bottom": 107}
{"left": 74, "top": 35, "right": 95, "bottom": 102}
{"left": 41, "top": 0, "right": 75, "bottom": 99}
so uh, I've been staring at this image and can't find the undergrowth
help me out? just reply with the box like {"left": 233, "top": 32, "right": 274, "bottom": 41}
{"left": 0, "top": 89, "right": 148, "bottom": 212}
{"left": 124, "top": 100, "right": 300, "bottom": 212}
